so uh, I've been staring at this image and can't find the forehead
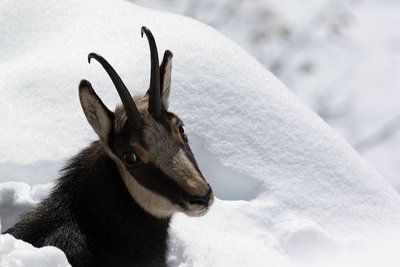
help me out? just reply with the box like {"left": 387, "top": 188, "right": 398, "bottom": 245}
{"left": 113, "top": 95, "right": 180, "bottom": 136}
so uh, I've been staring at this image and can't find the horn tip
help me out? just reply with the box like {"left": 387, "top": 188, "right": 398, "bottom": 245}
{"left": 141, "top": 26, "right": 148, "bottom": 37}
{"left": 87, "top": 53, "right": 95, "bottom": 64}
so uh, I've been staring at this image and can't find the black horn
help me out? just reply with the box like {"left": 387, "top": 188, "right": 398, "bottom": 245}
{"left": 141, "top": 26, "right": 162, "bottom": 120}
{"left": 88, "top": 53, "right": 142, "bottom": 130}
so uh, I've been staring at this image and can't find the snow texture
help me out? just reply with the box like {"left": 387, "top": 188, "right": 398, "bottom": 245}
{"left": 0, "top": 223, "right": 71, "bottom": 267}
{"left": 0, "top": 182, "right": 52, "bottom": 230}
{"left": 1, "top": 0, "right": 400, "bottom": 266}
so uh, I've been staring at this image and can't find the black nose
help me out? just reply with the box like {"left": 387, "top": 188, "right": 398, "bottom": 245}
{"left": 189, "top": 190, "right": 212, "bottom": 207}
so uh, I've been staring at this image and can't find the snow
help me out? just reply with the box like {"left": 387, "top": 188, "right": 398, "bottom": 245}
{"left": 0, "top": 223, "right": 70, "bottom": 267}
{"left": 345, "top": 2, "right": 400, "bottom": 191}
{"left": 0, "top": 182, "right": 52, "bottom": 231}
{"left": 1, "top": 0, "right": 400, "bottom": 266}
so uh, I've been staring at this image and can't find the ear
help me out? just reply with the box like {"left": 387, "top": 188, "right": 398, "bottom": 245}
{"left": 160, "top": 50, "right": 173, "bottom": 110}
{"left": 79, "top": 80, "right": 114, "bottom": 142}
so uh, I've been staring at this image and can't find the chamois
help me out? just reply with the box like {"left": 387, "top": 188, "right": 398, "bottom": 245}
{"left": 4, "top": 26, "right": 214, "bottom": 267}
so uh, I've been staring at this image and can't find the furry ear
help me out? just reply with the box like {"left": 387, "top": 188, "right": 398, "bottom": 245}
{"left": 79, "top": 80, "right": 114, "bottom": 141}
{"left": 160, "top": 50, "right": 173, "bottom": 110}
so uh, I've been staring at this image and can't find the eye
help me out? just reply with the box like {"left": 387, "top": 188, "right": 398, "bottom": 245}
{"left": 177, "top": 124, "right": 188, "bottom": 141}
{"left": 122, "top": 151, "right": 137, "bottom": 165}
{"left": 178, "top": 125, "right": 185, "bottom": 135}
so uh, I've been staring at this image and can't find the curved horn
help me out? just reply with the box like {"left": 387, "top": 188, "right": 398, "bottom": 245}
{"left": 88, "top": 53, "right": 142, "bottom": 130}
{"left": 141, "top": 26, "right": 161, "bottom": 120}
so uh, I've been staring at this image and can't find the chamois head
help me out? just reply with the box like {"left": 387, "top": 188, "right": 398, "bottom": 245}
{"left": 78, "top": 27, "right": 214, "bottom": 218}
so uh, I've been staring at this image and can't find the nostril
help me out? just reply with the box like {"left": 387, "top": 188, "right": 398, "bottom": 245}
{"left": 189, "top": 190, "right": 212, "bottom": 207}
{"left": 189, "top": 196, "right": 206, "bottom": 206}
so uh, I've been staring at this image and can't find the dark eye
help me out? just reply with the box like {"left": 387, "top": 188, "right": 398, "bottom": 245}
{"left": 178, "top": 125, "right": 185, "bottom": 135}
{"left": 122, "top": 151, "right": 137, "bottom": 165}
{"left": 178, "top": 124, "right": 188, "bottom": 141}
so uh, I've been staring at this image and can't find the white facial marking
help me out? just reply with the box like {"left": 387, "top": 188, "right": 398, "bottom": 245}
{"left": 171, "top": 149, "right": 203, "bottom": 186}
{"left": 121, "top": 168, "right": 179, "bottom": 218}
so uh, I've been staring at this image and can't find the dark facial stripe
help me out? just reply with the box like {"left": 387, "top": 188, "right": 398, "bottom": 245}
{"left": 128, "top": 163, "right": 190, "bottom": 208}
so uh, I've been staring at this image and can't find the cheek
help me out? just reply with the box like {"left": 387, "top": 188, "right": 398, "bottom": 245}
{"left": 129, "top": 164, "right": 189, "bottom": 205}
{"left": 121, "top": 171, "right": 181, "bottom": 218}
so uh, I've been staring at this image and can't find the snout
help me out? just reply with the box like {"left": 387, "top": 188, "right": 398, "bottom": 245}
{"left": 188, "top": 189, "right": 213, "bottom": 207}
{"left": 184, "top": 186, "right": 214, "bottom": 217}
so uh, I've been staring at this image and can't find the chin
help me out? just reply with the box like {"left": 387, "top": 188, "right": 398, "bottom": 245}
{"left": 184, "top": 207, "right": 210, "bottom": 217}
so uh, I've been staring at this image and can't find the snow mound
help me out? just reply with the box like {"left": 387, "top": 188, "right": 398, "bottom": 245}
{"left": 0, "top": 223, "right": 70, "bottom": 267}
{"left": 0, "top": 183, "right": 67, "bottom": 266}
{"left": 0, "top": 182, "right": 52, "bottom": 230}
{"left": 1, "top": 0, "right": 400, "bottom": 266}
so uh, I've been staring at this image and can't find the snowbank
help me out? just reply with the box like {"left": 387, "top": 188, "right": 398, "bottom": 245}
{"left": 1, "top": 0, "right": 400, "bottom": 266}
{"left": 0, "top": 182, "right": 52, "bottom": 230}
{"left": 0, "top": 222, "right": 70, "bottom": 267}
{"left": 0, "top": 183, "right": 66, "bottom": 266}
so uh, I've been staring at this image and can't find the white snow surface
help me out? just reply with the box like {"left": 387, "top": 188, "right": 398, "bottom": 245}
{"left": 0, "top": 228, "right": 70, "bottom": 267}
{"left": 1, "top": 0, "right": 400, "bottom": 266}
{"left": 0, "top": 222, "right": 70, "bottom": 267}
